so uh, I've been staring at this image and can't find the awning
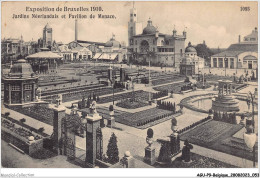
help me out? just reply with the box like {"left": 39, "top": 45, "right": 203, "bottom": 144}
{"left": 93, "top": 53, "right": 102, "bottom": 59}
{"left": 99, "top": 53, "right": 118, "bottom": 60}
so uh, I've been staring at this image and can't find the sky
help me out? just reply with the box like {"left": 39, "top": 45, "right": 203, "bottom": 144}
{"left": 1, "top": 1, "right": 258, "bottom": 48}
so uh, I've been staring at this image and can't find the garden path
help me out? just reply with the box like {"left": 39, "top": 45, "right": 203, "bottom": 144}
{"left": 1, "top": 105, "right": 53, "bottom": 136}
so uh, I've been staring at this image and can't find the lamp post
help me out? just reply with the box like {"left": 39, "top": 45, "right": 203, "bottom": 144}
{"left": 224, "top": 55, "right": 228, "bottom": 76}
{"left": 111, "top": 75, "right": 116, "bottom": 105}
{"left": 244, "top": 91, "right": 257, "bottom": 167}
{"left": 146, "top": 49, "right": 152, "bottom": 104}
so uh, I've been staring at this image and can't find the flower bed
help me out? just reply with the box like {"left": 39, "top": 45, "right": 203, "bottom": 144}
{"left": 116, "top": 99, "right": 149, "bottom": 109}
{"left": 116, "top": 108, "right": 174, "bottom": 127}
{"left": 12, "top": 104, "right": 54, "bottom": 126}
{"left": 171, "top": 153, "right": 237, "bottom": 168}
{"left": 152, "top": 75, "right": 185, "bottom": 86}
{"left": 98, "top": 90, "right": 150, "bottom": 104}
{"left": 177, "top": 117, "right": 212, "bottom": 135}
{"left": 196, "top": 81, "right": 211, "bottom": 89}
{"left": 1, "top": 118, "right": 43, "bottom": 141}
{"left": 2, "top": 115, "right": 49, "bottom": 137}
{"left": 153, "top": 82, "right": 186, "bottom": 93}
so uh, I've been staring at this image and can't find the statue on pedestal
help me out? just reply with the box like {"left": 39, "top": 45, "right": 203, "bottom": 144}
{"left": 144, "top": 128, "right": 156, "bottom": 165}
{"left": 146, "top": 128, "right": 154, "bottom": 148}
{"left": 90, "top": 101, "right": 97, "bottom": 114}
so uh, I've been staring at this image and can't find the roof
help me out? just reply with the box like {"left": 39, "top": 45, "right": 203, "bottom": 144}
{"left": 185, "top": 42, "right": 197, "bottom": 53}
{"left": 5, "top": 59, "right": 37, "bottom": 79}
{"left": 142, "top": 18, "right": 157, "bottom": 35}
{"left": 212, "top": 43, "right": 258, "bottom": 57}
{"left": 26, "top": 51, "right": 63, "bottom": 59}
{"left": 244, "top": 28, "right": 258, "bottom": 40}
{"left": 76, "top": 40, "right": 106, "bottom": 46}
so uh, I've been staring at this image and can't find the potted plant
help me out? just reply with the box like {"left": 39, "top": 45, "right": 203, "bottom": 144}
{"left": 170, "top": 91, "right": 174, "bottom": 98}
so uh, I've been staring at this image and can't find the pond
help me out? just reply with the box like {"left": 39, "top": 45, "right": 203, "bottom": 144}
{"left": 190, "top": 98, "right": 258, "bottom": 113}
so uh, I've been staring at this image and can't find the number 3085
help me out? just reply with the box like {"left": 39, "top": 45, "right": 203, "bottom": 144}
{"left": 241, "top": 6, "right": 250, "bottom": 11}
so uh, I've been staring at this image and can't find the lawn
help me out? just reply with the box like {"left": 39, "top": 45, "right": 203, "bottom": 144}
{"left": 180, "top": 120, "right": 257, "bottom": 161}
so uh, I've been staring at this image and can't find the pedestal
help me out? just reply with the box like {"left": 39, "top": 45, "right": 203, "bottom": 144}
{"left": 107, "top": 117, "right": 115, "bottom": 128}
{"left": 144, "top": 146, "right": 156, "bottom": 165}
{"left": 52, "top": 106, "right": 66, "bottom": 155}
{"left": 85, "top": 112, "right": 102, "bottom": 168}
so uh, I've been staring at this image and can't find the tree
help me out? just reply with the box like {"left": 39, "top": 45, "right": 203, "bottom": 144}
{"left": 106, "top": 133, "right": 119, "bottom": 164}
{"left": 195, "top": 42, "right": 213, "bottom": 65}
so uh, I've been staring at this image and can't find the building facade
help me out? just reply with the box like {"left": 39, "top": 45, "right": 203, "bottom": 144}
{"left": 127, "top": 6, "right": 186, "bottom": 67}
{"left": 211, "top": 27, "right": 258, "bottom": 69}
{"left": 2, "top": 59, "right": 38, "bottom": 106}
{"left": 180, "top": 42, "right": 205, "bottom": 75}
{"left": 42, "top": 23, "right": 53, "bottom": 48}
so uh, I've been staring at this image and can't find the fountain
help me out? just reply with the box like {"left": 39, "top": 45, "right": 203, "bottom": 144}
{"left": 212, "top": 80, "right": 239, "bottom": 113}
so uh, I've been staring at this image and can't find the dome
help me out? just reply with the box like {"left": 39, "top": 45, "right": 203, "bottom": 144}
{"left": 185, "top": 42, "right": 197, "bottom": 53}
{"left": 105, "top": 34, "right": 121, "bottom": 48}
{"left": 9, "top": 59, "right": 35, "bottom": 78}
{"left": 142, "top": 18, "right": 157, "bottom": 35}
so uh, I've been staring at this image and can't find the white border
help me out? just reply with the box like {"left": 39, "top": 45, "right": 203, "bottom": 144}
{"left": 0, "top": 0, "right": 259, "bottom": 177}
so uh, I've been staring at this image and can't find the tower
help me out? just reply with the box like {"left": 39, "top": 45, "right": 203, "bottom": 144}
{"left": 128, "top": 2, "right": 142, "bottom": 46}
{"left": 43, "top": 23, "right": 52, "bottom": 48}
{"left": 75, "top": 19, "right": 78, "bottom": 41}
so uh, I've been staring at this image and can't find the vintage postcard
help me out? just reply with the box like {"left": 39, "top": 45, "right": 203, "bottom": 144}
{"left": 1, "top": 0, "right": 259, "bottom": 177}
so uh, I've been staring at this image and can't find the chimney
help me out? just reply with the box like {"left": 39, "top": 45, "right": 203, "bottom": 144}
{"left": 75, "top": 19, "right": 78, "bottom": 41}
{"left": 238, "top": 35, "right": 241, "bottom": 43}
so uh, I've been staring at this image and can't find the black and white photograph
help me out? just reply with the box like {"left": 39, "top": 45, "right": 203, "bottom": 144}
{"left": 0, "top": 0, "right": 259, "bottom": 177}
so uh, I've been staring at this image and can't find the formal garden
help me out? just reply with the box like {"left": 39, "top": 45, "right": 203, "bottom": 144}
{"left": 179, "top": 120, "right": 256, "bottom": 161}
{"left": 115, "top": 108, "right": 174, "bottom": 128}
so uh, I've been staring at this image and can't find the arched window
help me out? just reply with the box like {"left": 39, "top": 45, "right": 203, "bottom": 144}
{"left": 140, "top": 40, "right": 149, "bottom": 53}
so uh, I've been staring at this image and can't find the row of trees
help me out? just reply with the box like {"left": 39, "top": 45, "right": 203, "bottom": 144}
{"left": 152, "top": 90, "right": 168, "bottom": 99}
{"left": 136, "top": 113, "right": 173, "bottom": 127}
{"left": 157, "top": 100, "right": 176, "bottom": 113}
{"left": 213, "top": 111, "right": 237, "bottom": 124}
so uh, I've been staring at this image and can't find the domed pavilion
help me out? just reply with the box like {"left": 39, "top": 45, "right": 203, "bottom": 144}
{"left": 2, "top": 59, "right": 39, "bottom": 106}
